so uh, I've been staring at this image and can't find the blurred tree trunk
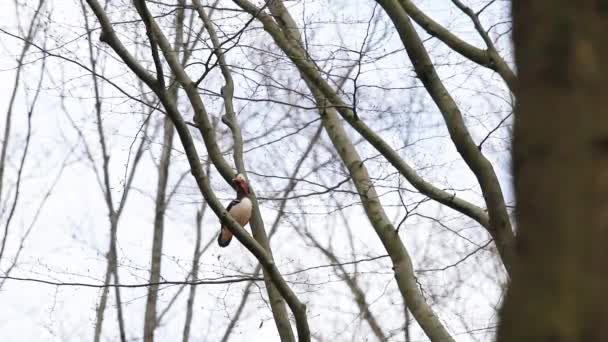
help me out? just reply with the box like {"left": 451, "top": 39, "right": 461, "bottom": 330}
{"left": 498, "top": 1, "right": 608, "bottom": 341}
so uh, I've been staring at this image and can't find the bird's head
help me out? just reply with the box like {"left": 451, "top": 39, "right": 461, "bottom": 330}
{"left": 232, "top": 173, "right": 249, "bottom": 195}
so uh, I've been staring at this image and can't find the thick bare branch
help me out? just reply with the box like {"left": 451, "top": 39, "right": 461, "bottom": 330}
{"left": 192, "top": 1, "right": 296, "bottom": 340}
{"left": 142, "top": 1, "right": 182, "bottom": 340}
{"left": 376, "top": 0, "right": 514, "bottom": 274}
{"left": 394, "top": 0, "right": 515, "bottom": 90}
{"left": 143, "top": 116, "right": 174, "bottom": 342}
{"left": 232, "top": 1, "right": 456, "bottom": 341}
{"left": 232, "top": 0, "right": 491, "bottom": 235}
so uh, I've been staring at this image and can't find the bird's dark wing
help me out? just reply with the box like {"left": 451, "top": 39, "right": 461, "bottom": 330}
{"left": 225, "top": 199, "right": 240, "bottom": 212}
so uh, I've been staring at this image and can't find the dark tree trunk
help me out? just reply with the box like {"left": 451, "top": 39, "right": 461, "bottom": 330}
{"left": 498, "top": 1, "right": 608, "bottom": 341}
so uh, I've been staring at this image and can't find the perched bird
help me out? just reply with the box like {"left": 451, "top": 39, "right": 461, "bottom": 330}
{"left": 217, "top": 174, "right": 252, "bottom": 247}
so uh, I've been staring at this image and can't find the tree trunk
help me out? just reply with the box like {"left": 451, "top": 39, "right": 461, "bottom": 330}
{"left": 498, "top": 2, "right": 608, "bottom": 341}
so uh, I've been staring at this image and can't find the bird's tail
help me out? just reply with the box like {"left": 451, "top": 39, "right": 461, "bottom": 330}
{"left": 217, "top": 225, "right": 233, "bottom": 247}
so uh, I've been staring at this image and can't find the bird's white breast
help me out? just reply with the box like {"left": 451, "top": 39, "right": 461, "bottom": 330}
{"left": 229, "top": 197, "right": 252, "bottom": 226}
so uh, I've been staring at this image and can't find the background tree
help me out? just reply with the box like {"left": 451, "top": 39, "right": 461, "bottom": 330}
{"left": 0, "top": 1, "right": 516, "bottom": 341}
{"left": 498, "top": 1, "right": 608, "bottom": 341}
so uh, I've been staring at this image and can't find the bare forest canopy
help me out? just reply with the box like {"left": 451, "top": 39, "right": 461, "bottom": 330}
{"left": 2, "top": 1, "right": 604, "bottom": 342}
